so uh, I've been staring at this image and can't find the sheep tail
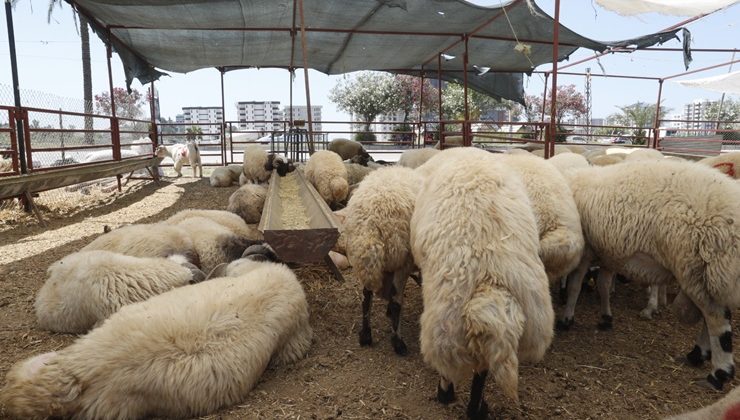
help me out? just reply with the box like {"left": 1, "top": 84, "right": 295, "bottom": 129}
{"left": 463, "top": 283, "right": 525, "bottom": 403}
{"left": 539, "top": 227, "right": 583, "bottom": 282}
{"left": 351, "top": 236, "right": 386, "bottom": 294}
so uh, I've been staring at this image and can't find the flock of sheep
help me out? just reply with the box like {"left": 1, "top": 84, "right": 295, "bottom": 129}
{"left": 1, "top": 137, "right": 739, "bottom": 419}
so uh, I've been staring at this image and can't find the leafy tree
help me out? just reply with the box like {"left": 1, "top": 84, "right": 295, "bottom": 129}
{"left": 605, "top": 101, "right": 670, "bottom": 145}
{"left": 705, "top": 98, "right": 740, "bottom": 127}
{"left": 525, "top": 84, "right": 587, "bottom": 124}
{"left": 441, "top": 83, "right": 515, "bottom": 121}
{"left": 48, "top": 1, "right": 93, "bottom": 144}
{"left": 386, "top": 75, "right": 440, "bottom": 122}
{"left": 95, "top": 88, "right": 146, "bottom": 120}
{"left": 329, "top": 72, "right": 398, "bottom": 136}
{"left": 186, "top": 126, "right": 203, "bottom": 142}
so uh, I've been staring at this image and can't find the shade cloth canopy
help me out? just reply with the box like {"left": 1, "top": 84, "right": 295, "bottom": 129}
{"left": 675, "top": 70, "right": 740, "bottom": 95}
{"left": 595, "top": 0, "right": 739, "bottom": 16}
{"left": 68, "top": 0, "right": 691, "bottom": 104}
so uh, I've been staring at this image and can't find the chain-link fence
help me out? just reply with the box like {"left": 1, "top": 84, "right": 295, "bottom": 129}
{"left": 0, "top": 84, "right": 157, "bottom": 220}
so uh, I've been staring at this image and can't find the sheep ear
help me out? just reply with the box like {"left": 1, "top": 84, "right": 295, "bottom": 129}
{"left": 333, "top": 209, "right": 347, "bottom": 225}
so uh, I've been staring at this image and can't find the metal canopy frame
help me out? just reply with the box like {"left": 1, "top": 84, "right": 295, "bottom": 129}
{"left": 36, "top": 1, "right": 733, "bottom": 158}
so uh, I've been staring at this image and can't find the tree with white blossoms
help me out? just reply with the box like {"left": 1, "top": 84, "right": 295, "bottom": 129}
{"left": 329, "top": 72, "right": 398, "bottom": 140}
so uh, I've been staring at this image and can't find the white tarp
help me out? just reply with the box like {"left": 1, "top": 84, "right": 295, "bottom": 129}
{"left": 675, "top": 70, "right": 740, "bottom": 95}
{"left": 596, "top": 0, "right": 740, "bottom": 16}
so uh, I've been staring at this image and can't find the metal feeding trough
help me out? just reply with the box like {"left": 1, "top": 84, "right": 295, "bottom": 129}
{"left": 258, "top": 169, "right": 344, "bottom": 281}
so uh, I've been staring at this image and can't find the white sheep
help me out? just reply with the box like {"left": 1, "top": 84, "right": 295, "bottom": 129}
{"left": 155, "top": 141, "right": 202, "bottom": 178}
{"left": 562, "top": 160, "right": 740, "bottom": 390}
{"left": 532, "top": 144, "right": 572, "bottom": 158}
{"left": 241, "top": 144, "right": 271, "bottom": 185}
{"left": 210, "top": 164, "right": 243, "bottom": 187}
{"left": 35, "top": 251, "right": 204, "bottom": 334}
{"left": 588, "top": 153, "right": 626, "bottom": 166}
{"left": 81, "top": 223, "right": 201, "bottom": 268}
{"left": 397, "top": 148, "right": 440, "bottom": 169}
{"left": 165, "top": 209, "right": 263, "bottom": 240}
{"left": 547, "top": 152, "right": 590, "bottom": 174}
{"left": 128, "top": 136, "right": 154, "bottom": 156}
{"left": 304, "top": 150, "right": 349, "bottom": 208}
{"left": 0, "top": 155, "right": 12, "bottom": 172}
{"left": 335, "top": 166, "right": 421, "bottom": 356}
{"left": 411, "top": 148, "right": 554, "bottom": 416}
{"left": 227, "top": 184, "right": 267, "bottom": 224}
{"left": 623, "top": 148, "right": 664, "bottom": 161}
{"left": 699, "top": 151, "right": 740, "bottom": 180}
{"left": 1, "top": 258, "right": 311, "bottom": 419}
{"left": 171, "top": 216, "right": 261, "bottom": 272}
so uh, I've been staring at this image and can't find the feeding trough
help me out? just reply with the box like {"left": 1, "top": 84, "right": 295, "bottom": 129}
{"left": 258, "top": 169, "right": 344, "bottom": 281}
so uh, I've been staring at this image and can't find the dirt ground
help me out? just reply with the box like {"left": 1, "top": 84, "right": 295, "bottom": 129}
{"left": 0, "top": 175, "right": 737, "bottom": 419}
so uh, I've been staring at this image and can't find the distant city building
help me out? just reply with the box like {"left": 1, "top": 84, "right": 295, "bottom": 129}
{"left": 351, "top": 111, "right": 409, "bottom": 142}
{"left": 667, "top": 113, "right": 684, "bottom": 130}
{"left": 236, "top": 101, "right": 284, "bottom": 133}
{"left": 181, "top": 106, "right": 223, "bottom": 140}
{"left": 175, "top": 114, "right": 185, "bottom": 124}
{"left": 682, "top": 99, "right": 716, "bottom": 134}
{"left": 283, "top": 105, "right": 323, "bottom": 133}
{"left": 591, "top": 117, "right": 605, "bottom": 127}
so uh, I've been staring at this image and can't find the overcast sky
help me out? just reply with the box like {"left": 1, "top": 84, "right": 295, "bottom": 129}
{"left": 0, "top": 0, "right": 737, "bottom": 124}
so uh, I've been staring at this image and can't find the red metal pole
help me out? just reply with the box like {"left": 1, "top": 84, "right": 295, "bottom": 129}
{"left": 463, "top": 35, "right": 470, "bottom": 147}
{"left": 149, "top": 81, "right": 157, "bottom": 149}
{"left": 540, "top": 72, "right": 549, "bottom": 121}
{"left": 438, "top": 54, "right": 444, "bottom": 148}
{"left": 547, "top": 0, "right": 561, "bottom": 159}
{"left": 298, "top": 0, "right": 315, "bottom": 155}
{"left": 652, "top": 80, "right": 664, "bottom": 149}
{"left": 418, "top": 67, "right": 424, "bottom": 148}
{"left": 106, "top": 31, "right": 120, "bottom": 161}
{"left": 220, "top": 69, "right": 227, "bottom": 164}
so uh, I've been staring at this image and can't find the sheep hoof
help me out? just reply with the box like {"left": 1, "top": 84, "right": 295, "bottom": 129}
{"left": 391, "top": 336, "right": 408, "bottom": 356}
{"left": 555, "top": 318, "right": 573, "bottom": 331}
{"left": 597, "top": 315, "right": 613, "bottom": 331}
{"left": 436, "top": 383, "right": 455, "bottom": 404}
{"left": 467, "top": 400, "right": 489, "bottom": 420}
{"left": 639, "top": 309, "right": 654, "bottom": 320}
{"left": 685, "top": 346, "right": 710, "bottom": 367}
{"left": 359, "top": 329, "right": 373, "bottom": 347}
{"left": 706, "top": 367, "right": 735, "bottom": 390}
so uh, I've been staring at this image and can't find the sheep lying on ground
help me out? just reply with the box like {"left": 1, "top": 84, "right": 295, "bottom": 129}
{"left": 328, "top": 138, "right": 370, "bottom": 161}
{"left": 397, "top": 148, "right": 440, "bottom": 169}
{"left": 1, "top": 257, "right": 311, "bottom": 419}
{"left": 433, "top": 135, "right": 464, "bottom": 149}
{"left": 172, "top": 216, "right": 261, "bottom": 273}
{"left": 412, "top": 148, "right": 554, "bottom": 417}
{"left": 0, "top": 155, "right": 12, "bottom": 172}
{"left": 165, "top": 209, "right": 262, "bottom": 240}
{"left": 304, "top": 150, "right": 349, "bottom": 208}
{"left": 82, "top": 223, "right": 200, "bottom": 268}
{"left": 336, "top": 166, "right": 421, "bottom": 356}
{"left": 210, "top": 164, "right": 243, "bottom": 187}
{"left": 699, "top": 151, "right": 740, "bottom": 180}
{"left": 128, "top": 136, "right": 154, "bottom": 156}
{"left": 562, "top": 160, "right": 740, "bottom": 389}
{"left": 154, "top": 141, "right": 202, "bottom": 178}
{"left": 35, "top": 251, "right": 205, "bottom": 334}
{"left": 227, "top": 184, "right": 267, "bottom": 224}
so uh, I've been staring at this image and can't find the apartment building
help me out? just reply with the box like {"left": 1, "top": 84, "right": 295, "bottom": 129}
{"left": 283, "top": 105, "right": 323, "bottom": 132}
{"left": 236, "top": 101, "right": 284, "bottom": 133}
{"left": 181, "top": 106, "right": 223, "bottom": 140}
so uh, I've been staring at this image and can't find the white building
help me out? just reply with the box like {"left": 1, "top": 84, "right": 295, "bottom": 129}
{"left": 683, "top": 99, "right": 716, "bottom": 134}
{"left": 181, "top": 106, "right": 223, "bottom": 140}
{"left": 236, "top": 101, "right": 284, "bottom": 133}
{"left": 667, "top": 113, "right": 684, "bottom": 130}
{"left": 283, "top": 105, "right": 323, "bottom": 133}
{"left": 352, "top": 111, "right": 408, "bottom": 141}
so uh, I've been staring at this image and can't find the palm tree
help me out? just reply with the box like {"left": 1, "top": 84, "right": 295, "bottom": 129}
{"left": 48, "top": 1, "right": 93, "bottom": 144}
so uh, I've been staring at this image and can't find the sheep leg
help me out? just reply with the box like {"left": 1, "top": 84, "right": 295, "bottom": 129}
{"left": 640, "top": 285, "right": 661, "bottom": 320}
{"left": 359, "top": 288, "right": 373, "bottom": 347}
{"left": 466, "top": 371, "right": 489, "bottom": 420}
{"left": 436, "top": 376, "right": 455, "bottom": 404}
{"left": 686, "top": 321, "right": 711, "bottom": 366}
{"left": 658, "top": 285, "right": 667, "bottom": 306}
{"left": 702, "top": 307, "right": 734, "bottom": 390}
{"left": 173, "top": 158, "right": 184, "bottom": 177}
{"left": 558, "top": 276, "right": 568, "bottom": 305}
{"left": 557, "top": 258, "right": 590, "bottom": 331}
{"left": 596, "top": 269, "right": 614, "bottom": 331}
{"left": 386, "top": 271, "right": 408, "bottom": 356}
